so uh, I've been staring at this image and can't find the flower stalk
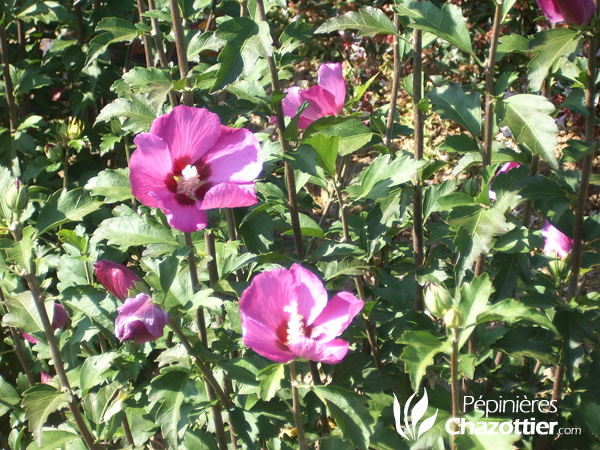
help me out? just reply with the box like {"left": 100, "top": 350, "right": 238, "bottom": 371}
{"left": 384, "top": 13, "right": 401, "bottom": 149}
{"left": 0, "top": 24, "right": 18, "bottom": 133}
{"left": 289, "top": 361, "right": 308, "bottom": 450}
{"left": 255, "top": 0, "right": 304, "bottom": 258}
{"left": 411, "top": 5, "right": 425, "bottom": 311}
{"left": 450, "top": 328, "right": 460, "bottom": 450}
{"left": 567, "top": 22, "right": 598, "bottom": 299}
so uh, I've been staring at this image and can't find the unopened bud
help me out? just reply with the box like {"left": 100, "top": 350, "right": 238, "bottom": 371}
{"left": 68, "top": 117, "right": 84, "bottom": 139}
{"left": 464, "top": 178, "right": 479, "bottom": 197}
{"left": 443, "top": 306, "right": 463, "bottom": 330}
{"left": 6, "top": 179, "right": 29, "bottom": 213}
{"left": 424, "top": 283, "right": 452, "bottom": 318}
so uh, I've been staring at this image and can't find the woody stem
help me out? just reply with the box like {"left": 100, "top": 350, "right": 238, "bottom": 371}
{"left": 289, "top": 361, "right": 308, "bottom": 450}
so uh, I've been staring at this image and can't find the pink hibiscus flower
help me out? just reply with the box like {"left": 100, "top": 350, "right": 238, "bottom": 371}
{"left": 536, "top": 0, "right": 596, "bottom": 26}
{"left": 282, "top": 62, "right": 346, "bottom": 129}
{"left": 115, "top": 293, "right": 168, "bottom": 344}
{"left": 239, "top": 264, "right": 363, "bottom": 364}
{"left": 541, "top": 221, "right": 574, "bottom": 259}
{"left": 94, "top": 260, "right": 142, "bottom": 301}
{"left": 130, "top": 105, "right": 263, "bottom": 232}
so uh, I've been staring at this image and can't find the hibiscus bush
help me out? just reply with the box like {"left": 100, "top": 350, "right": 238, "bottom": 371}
{"left": 1, "top": 0, "right": 600, "bottom": 449}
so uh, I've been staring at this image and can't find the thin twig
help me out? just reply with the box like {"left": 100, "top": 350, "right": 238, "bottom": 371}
{"left": 289, "top": 361, "right": 308, "bottom": 450}
{"left": 450, "top": 329, "right": 460, "bottom": 450}
{"left": 0, "top": 25, "right": 19, "bottom": 132}
{"left": 147, "top": 0, "right": 178, "bottom": 107}
{"left": 168, "top": 0, "right": 194, "bottom": 106}
{"left": 136, "top": 0, "right": 154, "bottom": 68}
{"left": 384, "top": 13, "right": 401, "bottom": 149}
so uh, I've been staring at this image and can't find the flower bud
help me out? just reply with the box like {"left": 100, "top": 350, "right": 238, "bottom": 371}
{"left": 22, "top": 303, "right": 68, "bottom": 344}
{"left": 115, "top": 293, "right": 168, "bottom": 344}
{"left": 424, "top": 283, "right": 453, "bottom": 318}
{"left": 463, "top": 179, "right": 479, "bottom": 198}
{"left": 536, "top": 0, "right": 596, "bottom": 26}
{"left": 443, "top": 306, "right": 463, "bottom": 330}
{"left": 541, "top": 221, "right": 573, "bottom": 260}
{"left": 67, "top": 117, "right": 84, "bottom": 139}
{"left": 6, "top": 179, "right": 29, "bottom": 213}
{"left": 41, "top": 372, "right": 53, "bottom": 385}
{"left": 94, "top": 260, "right": 142, "bottom": 301}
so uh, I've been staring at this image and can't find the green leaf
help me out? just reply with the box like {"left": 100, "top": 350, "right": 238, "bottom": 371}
{"left": 61, "top": 286, "right": 116, "bottom": 333}
{"left": 427, "top": 84, "right": 481, "bottom": 138}
{"left": 0, "top": 225, "right": 35, "bottom": 271}
{"left": 283, "top": 212, "right": 325, "bottom": 239}
{"left": 1, "top": 292, "right": 53, "bottom": 339}
{"left": 455, "top": 411, "right": 520, "bottom": 449}
{"left": 149, "top": 368, "right": 196, "bottom": 449}
{"left": 303, "top": 133, "right": 339, "bottom": 177}
{"left": 399, "top": 331, "right": 449, "bottom": 391}
{"left": 528, "top": 28, "right": 581, "bottom": 93}
{"left": 257, "top": 364, "right": 285, "bottom": 401}
{"left": 497, "top": 94, "right": 558, "bottom": 170}
{"left": 448, "top": 206, "right": 507, "bottom": 283}
{"left": 304, "top": 117, "right": 374, "bottom": 156}
{"left": 86, "top": 18, "right": 138, "bottom": 66}
{"left": 80, "top": 352, "right": 119, "bottom": 396}
{"left": 36, "top": 188, "right": 103, "bottom": 235}
{"left": 313, "top": 386, "right": 373, "bottom": 450}
{"left": 347, "top": 153, "right": 425, "bottom": 200}
{"left": 93, "top": 207, "right": 179, "bottom": 250}
{"left": 364, "top": 189, "right": 407, "bottom": 258}
{"left": 85, "top": 168, "right": 133, "bottom": 203}
{"left": 315, "top": 6, "right": 396, "bottom": 38}
{"left": 22, "top": 385, "right": 71, "bottom": 445}
{"left": 0, "top": 375, "right": 21, "bottom": 417}
{"left": 25, "top": 428, "right": 80, "bottom": 450}
{"left": 458, "top": 274, "right": 493, "bottom": 350}
{"left": 396, "top": 2, "right": 474, "bottom": 56}
{"left": 476, "top": 299, "right": 557, "bottom": 334}
{"left": 122, "top": 67, "right": 173, "bottom": 106}
{"left": 95, "top": 95, "right": 158, "bottom": 134}
{"left": 213, "top": 18, "right": 271, "bottom": 91}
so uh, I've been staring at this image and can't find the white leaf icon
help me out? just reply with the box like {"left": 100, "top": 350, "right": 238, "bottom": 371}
{"left": 410, "top": 388, "right": 429, "bottom": 437}
{"left": 393, "top": 394, "right": 409, "bottom": 440}
{"left": 417, "top": 409, "right": 438, "bottom": 439}
{"left": 403, "top": 391, "right": 417, "bottom": 440}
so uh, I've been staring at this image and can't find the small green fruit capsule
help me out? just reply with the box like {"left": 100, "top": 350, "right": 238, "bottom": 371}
{"left": 6, "top": 179, "right": 29, "bottom": 213}
{"left": 424, "top": 283, "right": 453, "bottom": 318}
{"left": 464, "top": 178, "right": 479, "bottom": 197}
{"left": 443, "top": 306, "right": 463, "bottom": 330}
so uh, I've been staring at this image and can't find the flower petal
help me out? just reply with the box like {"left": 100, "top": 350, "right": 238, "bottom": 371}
{"left": 536, "top": 0, "right": 564, "bottom": 23}
{"left": 242, "top": 315, "right": 295, "bottom": 363}
{"left": 287, "top": 337, "right": 349, "bottom": 364}
{"left": 150, "top": 106, "right": 221, "bottom": 162}
{"left": 318, "top": 63, "right": 346, "bottom": 113}
{"left": 200, "top": 183, "right": 258, "bottom": 210}
{"left": 542, "top": 221, "right": 573, "bottom": 259}
{"left": 559, "top": 0, "right": 596, "bottom": 25}
{"left": 115, "top": 294, "right": 168, "bottom": 344}
{"left": 290, "top": 264, "right": 328, "bottom": 325}
{"left": 130, "top": 133, "right": 172, "bottom": 208}
{"left": 308, "top": 291, "right": 364, "bottom": 342}
{"left": 282, "top": 86, "right": 305, "bottom": 119}
{"left": 204, "top": 126, "right": 263, "bottom": 184}
{"left": 150, "top": 190, "right": 208, "bottom": 232}
{"left": 239, "top": 267, "right": 298, "bottom": 332}
{"left": 52, "top": 303, "right": 69, "bottom": 329}
{"left": 297, "top": 85, "right": 339, "bottom": 129}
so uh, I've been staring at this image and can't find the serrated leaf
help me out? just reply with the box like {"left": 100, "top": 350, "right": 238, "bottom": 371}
{"left": 396, "top": 2, "right": 473, "bottom": 56}
{"left": 427, "top": 83, "right": 481, "bottom": 138}
{"left": 458, "top": 274, "right": 494, "bottom": 350}
{"left": 399, "top": 331, "right": 449, "bottom": 391}
{"left": 36, "top": 188, "right": 103, "bottom": 235}
{"left": 303, "top": 133, "right": 339, "bottom": 177}
{"left": 80, "top": 352, "right": 119, "bottom": 396}
{"left": 448, "top": 206, "right": 507, "bottom": 283}
{"left": 528, "top": 28, "right": 581, "bottom": 93}
{"left": 95, "top": 95, "right": 157, "bottom": 134}
{"left": 22, "top": 385, "right": 71, "bottom": 445}
{"left": 315, "top": 6, "right": 396, "bottom": 38}
{"left": 1, "top": 291, "right": 53, "bottom": 339}
{"left": 25, "top": 428, "right": 80, "bottom": 450}
{"left": 85, "top": 168, "right": 133, "bottom": 203}
{"left": 86, "top": 18, "right": 138, "bottom": 66}
{"left": 149, "top": 369, "right": 196, "bottom": 449}
{"left": 304, "top": 117, "right": 374, "bottom": 156}
{"left": 313, "top": 386, "right": 373, "bottom": 450}
{"left": 496, "top": 94, "right": 558, "bottom": 170}
{"left": 0, "top": 375, "right": 21, "bottom": 417}
{"left": 257, "top": 364, "right": 285, "bottom": 401}
{"left": 477, "top": 299, "right": 557, "bottom": 334}
{"left": 213, "top": 18, "right": 272, "bottom": 91}
{"left": 93, "top": 212, "right": 178, "bottom": 250}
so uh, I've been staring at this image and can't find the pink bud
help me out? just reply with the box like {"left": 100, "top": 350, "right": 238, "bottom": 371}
{"left": 541, "top": 221, "right": 574, "bottom": 259}
{"left": 41, "top": 372, "right": 53, "bottom": 385}
{"left": 94, "top": 260, "right": 142, "bottom": 301}
{"left": 536, "top": 0, "right": 596, "bottom": 26}
{"left": 115, "top": 294, "right": 168, "bottom": 344}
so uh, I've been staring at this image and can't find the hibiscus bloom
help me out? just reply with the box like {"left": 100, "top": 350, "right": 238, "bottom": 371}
{"left": 22, "top": 302, "right": 68, "bottom": 344}
{"left": 130, "top": 105, "right": 263, "bottom": 232}
{"left": 282, "top": 62, "right": 346, "bottom": 129}
{"left": 115, "top": 293, "right": 168, "bottom": 344}
{"left": 489, "top": 161, "right": 521, "bottom": 202}
{"left": 239, "top": 264, "right": 363, "bottom": 364}
{"left": 541, "top": 221, "right": 573, "bottom": 259}
{"left": 94, "top": 260, "right": 142, "bottom": 301}
{"left": 536, "top": 0, "right": 596, "bottom": 26}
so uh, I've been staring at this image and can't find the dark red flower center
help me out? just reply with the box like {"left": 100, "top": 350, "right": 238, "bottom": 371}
{"left": 165, "top": 157, "right": 212, "bottom": 206}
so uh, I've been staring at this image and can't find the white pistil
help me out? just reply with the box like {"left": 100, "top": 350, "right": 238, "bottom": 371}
{"left": 177, "top": 164, "right": 200, "bottom": 198}
{"left": 284, "top": 301, "right": 305, "bottom": 343}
